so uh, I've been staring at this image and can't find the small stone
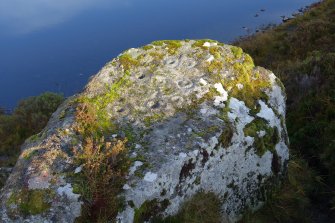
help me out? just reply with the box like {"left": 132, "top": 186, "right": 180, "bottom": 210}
{"left": 199, "top": 78, "right": 208, "bottom": 86}
{"left": 179, "top": 152, "right": 187, "bottom": 158}
{"left": 203, "top": 42, "right": 211, "bottom": 47}
{"left": 206, "top": 55, "right": 215, "bottom": 63}
{"left": 74, "top": 166, "right": 82, "bottom": 174}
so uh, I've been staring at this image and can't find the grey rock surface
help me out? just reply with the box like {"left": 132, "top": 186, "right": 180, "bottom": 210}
{"left": 0, "top": 40, "right": 289, "bottom": 222}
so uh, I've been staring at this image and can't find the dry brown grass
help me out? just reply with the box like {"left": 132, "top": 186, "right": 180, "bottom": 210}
{"left": 73, "top": 101, "right": 130, "bottom": 222}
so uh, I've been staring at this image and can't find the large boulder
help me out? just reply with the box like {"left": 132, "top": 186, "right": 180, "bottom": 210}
{"left": 0, "top": 40, "right": 289, "bottom": 222}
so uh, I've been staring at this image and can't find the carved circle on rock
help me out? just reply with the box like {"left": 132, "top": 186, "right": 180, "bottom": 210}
{"left": 177, "top": 79, "right": 193, "bottom": 89}
{"left": 190, "top": 69, "right": 205, "bottom": 77}
{"left": 171, "top": 96, "right": 184, "bottom": 107}
{"left": 113, "top": 105, "right": 129, "bottom": 115}
{"left": 151, "top": 101, "right": 160, "bottom": 109}
{"left": 153, "top": 76, "right": 167, "bottom": 85}
{"left": 165, "top": 58, "right": 179, "bottom": 68}
{"left": 182, "top": 58, "right": 197, "bottom": 68}
{"left": 136, "top": 73, "right": 146, "bottom": 80}
{"left": 146, "top": 100, "right": 163, "bottom": 110}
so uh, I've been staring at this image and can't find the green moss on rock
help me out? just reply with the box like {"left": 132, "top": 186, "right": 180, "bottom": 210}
{"left": 159, "top": 192, "right": 223, "bottom": 223}
{"left": 152, "top": 40, "right": 182, "bottom": 55}
{"left": 220, "top": 123, "right": 235, "bottom": 148}
{"left": 7, "top": 189, "right": 53, "bottom": 216}
{"left": 134, "top": 199, "right": 170, "bottom": 223}
{"left": 231, "top": 46, "right": 243, "bottom": 59}
{"left": 223, "top": 56, "right": 271, "bottom": 109}
{"left": 243, "top": 118, "right": 280, "bottom": 156}
{"left": 119, "top": 53, "right": 140, "bottom": 71}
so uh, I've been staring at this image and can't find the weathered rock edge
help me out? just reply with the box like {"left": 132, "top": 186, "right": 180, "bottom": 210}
{"left": 0, "top": 40, "right": 289, "bottom": 222}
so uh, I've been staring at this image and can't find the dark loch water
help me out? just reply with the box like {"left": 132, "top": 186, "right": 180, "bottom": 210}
{"left": 0, "top": 0, "right": 317, "bottom": 109}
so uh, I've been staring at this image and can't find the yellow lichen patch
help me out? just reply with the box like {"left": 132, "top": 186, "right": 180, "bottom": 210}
{"left": 152, "top": 40, "right": 182, "bottom": 55}
{"left": 231, "top": 46, "right": 243, "bottom": 59}
{"left": 209, "top": 46, "right": 222, "bottom": 59}
{"left": 76, "top": 70, "right": 132, "bottom": 134}
{"left": 149, "top": 51, "right": 165, "bottom": 64}
{"left": 142, "top": 45, "right": 154, "bottom": 51}
{"left": 191, "top": 39, "right": 220, "bottom": 49}
{"left": 119, "top": 53, "right": 140, "bottom": 71}
{"left": 207, "top": 60, "right": 224, "bottom": 74}
{"left": 223, "top": 53, "right": 271, "bottom": 110}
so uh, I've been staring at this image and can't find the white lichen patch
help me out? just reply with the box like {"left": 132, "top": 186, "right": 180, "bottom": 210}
{"left": 214, "top": 83, "right": 227, "bottom": 97}
{"left": 275, "top": 142, "right": 289, "bottom": 166}
{"left": 123, "top": 184, "right": 131, "bottom": 190}
{"left": 129, "top": 161, "right": 144, "bottom": 175}
{"left": 257, "top": 130, "right": 266, "bottom": 137}
{"left": 213, "top": 83, "right": 228, "bottom": 108}
{"left": 143, "top": 172, "right": 158, "bottom": 182}
{"left": 199, "top": 78, "right": 208, "bottom": 86}
{"left": 214, "top": 95, "right": 227, "bottom": 108}
{"left": 256, "top": 100, "right": 276, "bottom": 127}
{"left": 57, "top": 183, "right": 80, "bottom": 202}
{"left": 179, "top": 152, "right": 187, "bottom": 159}
{"left": 228, "top": 97, "right": 254, "bottom": 131}
{"left": 203, "top": 42, "right": 211, "bottom": 47}
{"left": 206, "top": 55, "right": 215, "bottom": 63}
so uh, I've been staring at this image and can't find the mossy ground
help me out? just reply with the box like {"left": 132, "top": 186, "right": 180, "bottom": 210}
{"left": 157, "top": 192, "right": 223, "bottom": 223}
{"left": 238, "top": 157, "right": 315, "bottom": 223}
{"left": 133, "top": 199, "right": 170, "bottom": 223}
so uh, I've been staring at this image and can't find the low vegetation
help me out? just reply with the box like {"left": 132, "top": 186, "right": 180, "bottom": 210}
{"left": 236, "top": 0, "right": 335, "bottom": 220}
{"left": 73, "top": 101, "right": 130, "bottom": 222}
{"left": 239, "top": 157, "right": 315, "bottom": 223}
{"left": 0, "top": 92, "right": 64, "bottom": 169}
{"left": 164, "top": 192, "right": 223, "bottom": 223}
